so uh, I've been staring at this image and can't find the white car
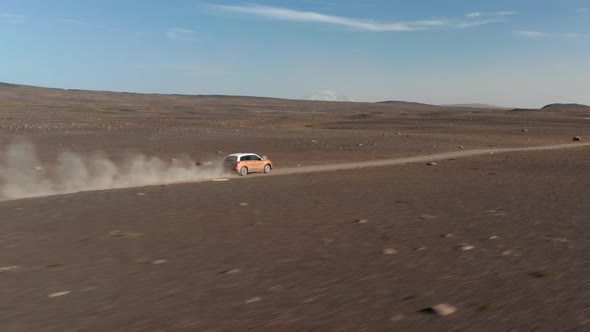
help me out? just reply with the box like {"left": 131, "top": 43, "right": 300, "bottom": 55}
{"left": 223, "top": 153, "right": 273, "bottom": 176}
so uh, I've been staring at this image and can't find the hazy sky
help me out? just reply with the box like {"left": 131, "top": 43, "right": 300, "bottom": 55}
{"left": 1, "top": 0, "right": 589, "bottom": 107}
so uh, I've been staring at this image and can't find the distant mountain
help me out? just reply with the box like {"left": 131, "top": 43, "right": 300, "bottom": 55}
{"left": 306, "top": 90, "right": 355, "bottom": 102}
{"left": 541, "top": 103, "right": 590, "bottom": 111}
{"left": 377, "top": 100, "right": 434, "bottom": 107}
{"left": 442, "top": 103, "right": 509, "bottom": 109}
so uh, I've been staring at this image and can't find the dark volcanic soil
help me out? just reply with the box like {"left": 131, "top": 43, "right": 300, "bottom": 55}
{"left": 2, "top": 148, "right": 590, "bottom": 331}
{"left": 1, "top": 84, "right": 590, "bottom": 331}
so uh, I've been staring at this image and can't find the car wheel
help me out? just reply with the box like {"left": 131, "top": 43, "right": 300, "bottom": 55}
{"left": 239, "top": 166, "right": 248, "bottom": 176}
{"left": 263, "top": 164, "right": 271, "bottom": 174}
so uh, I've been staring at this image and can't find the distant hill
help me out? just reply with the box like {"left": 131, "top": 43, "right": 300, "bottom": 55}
{"left": 541, "top": 103, "right": 590, "bottom": 111}
{"left": 442, "top": 103, "right": 509, "bottom": 109}
{"left": 0, "top": 82, "right": 466, "bottom": 117}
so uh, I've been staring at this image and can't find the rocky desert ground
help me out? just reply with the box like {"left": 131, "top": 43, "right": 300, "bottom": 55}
{"left": 1, "top": 83, "right": 589, "bottom": 331}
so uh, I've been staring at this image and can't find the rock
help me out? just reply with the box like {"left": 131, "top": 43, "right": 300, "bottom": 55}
{"left": 390, "top": 314, "right": 405, "bottom": 322}
{"left": 522, "top": 129, "right": 528, "bottom": 132}
{"left": 420, "top": 214, "right": 437, "bottom": 220}
{"left": 441, "top": 233, "right": 454, "bottom": 238}
{"left": 458, "top": 145, "right": 464, "bottom": 149}
{"left": 426, "top": 162, "right": 437, "bottom": 166}
{"left": 573, "top": 136, "right": 582, "bottom": 141}
{"left": 220, "top": 268, "right": 242, "bottom": 275}
{"left": 420, "top": 303, "right": 457, "bottom": 316}
{"left": 414, "top": 247, "right": 427, "bottom": 251}
{"left": 244, "top": 297, "right": 262, "bottom": 304}
{"left": 239, "top": 202, "right": 249, "bottom": 206}
{"left": 48, "top": 291, "right": 71, "bottom": 298}
{"left": 502, "top": 250, "right": 515, "bottom": 256}
{"left": 529, "top": 271, "right": 553, "bottom": 278}
{"left": 137, "top": 193, "right": 146, "bottom": 196}
{"left": 381, "top": 248, "right": 398, "bottom": 255}
{"left": 354, "top": 219, "right": 368, "bottom": 224}
{"left": 456, "top": 244, "right": 475, "bottom": 251}
{"left": 396, "top": 132, "right": 402, "bottom": 135}
{"left": 311, "top": 140, "right": 318, "bottom": 143}
{"left": 0, "top": 266, "right": 19, "bottom": 272}
{"left": 152, "top": 259, "right": 168, "bottom": 265}
{"left": 34, "top": 166, "right": 44, "bottom": 171}
{"left": 489, "top": 235, "right": 499, "bottom": 240}
{"left": 216, "top": 150, "right": 223, "bottom": 154}
{"left": 195, "top": 161, "right": 204, "bottom": 166}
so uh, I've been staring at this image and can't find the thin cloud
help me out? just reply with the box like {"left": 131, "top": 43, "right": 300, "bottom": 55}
{"left": 0, "top": 13, "right": 26, "bottom": 24}
{"left": 454, "top": 18, "right": 505, "bottom": 28}
{"left": 514, "top": 30, "right": 550, "bottom": 38}
{"left": 212, "top": 4, "right": 508, "bottom": 32}
{"left": 514, "top": 30, "right": 587, "bottom": 38}
{"left": 167, "top": 28, "right": 199, "bottom": 41}
{"left": 576, "top": 8, "right": 589, "bottom": 12}
{"left": 465, "top": 11, "right": 516, "bottom": 18}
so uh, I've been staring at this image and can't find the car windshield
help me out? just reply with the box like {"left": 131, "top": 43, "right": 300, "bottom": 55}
{"left": 225, "top": 156, "right": 237, "bottom": 162}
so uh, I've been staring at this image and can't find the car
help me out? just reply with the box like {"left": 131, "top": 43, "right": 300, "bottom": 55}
{"left": 223, "top": 153, "right": 273, "bottom": 176}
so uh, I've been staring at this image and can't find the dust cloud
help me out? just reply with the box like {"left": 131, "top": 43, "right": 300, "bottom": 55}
{"left": 0, "top": 139, "right": 226, "bottom": 200}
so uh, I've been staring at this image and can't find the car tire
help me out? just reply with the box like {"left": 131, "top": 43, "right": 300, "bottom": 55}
{"left": 263, "top": 164, "right": 271, "bottom": 174}
{"left": 239, "top": 166, "right": 248, "bottom": 176}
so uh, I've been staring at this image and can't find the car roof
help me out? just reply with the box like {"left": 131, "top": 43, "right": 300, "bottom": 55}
{"left": 227, "top": 153, "right": 259, "bottom": 158}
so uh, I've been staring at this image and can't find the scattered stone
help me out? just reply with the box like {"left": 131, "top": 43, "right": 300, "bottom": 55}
{"left": 107, "top": 230, "right": 143, "bottom": 239}
{"left": 458, "top": 145, "right": 464, "bottom": 149}
{"left": 522, "top": 129, "right": 528, "bottom": 132}
{"left": 478, "top": 304, "right": 494, "bottom": 311}
{"left": 414, "top": 247, "right": 427, "bottom": 251}
{"left": 48, "top": 291, "right": 71, "bottom": 298}
{"left": 220, "top": 268, "right": 242, "bottom": 275}
{"left": 420, "top": 303, "right": 457, "bottom": 316}
{"left": 489, "top": 235, "right": 499, "bottom": 240}
{"left": 136, "top": 192, "right": 146, "bottom": 196}
{"left": 0, "top": 266, "right": 19, "bottom": 272}
{"left": 357, "top": 143, "right": 363, "bottom": 146}
{"left": 152, "top": 259, "right": 168, "bottom": 265}
{"left": 311, "top": 140, "right": 318, "bottom": 143}
{"left": 354, "top": 219, "right": 368, "bottom": 224}
{"left": 216, "top": 150, "right": 223, "bottom": 154}
{"left": 245, "top": 297, "right": 262, "bottom": 304}
{"left": 45, "top": 262, "right": 65, "bottom": 268}
{"left": 239, "top": 202, "right": 249, "bottom": 206}
{"left": 456, "top": 244, "right": 475, "bottom": 251}
{"left": 441, "top": 233, "right": 454, "bottom": 238}
{"left": 195, "top": 161, "right": 204, "bottom": 166}
{"left": 573, "top": 136, "right": 582, "bottom": 141}
{"left": 420, "top": 214, "right": 437, "bottom": 220}
{"left": 426, "top": 162, "right": 437, "bottom": 166}
{"left": 502, "top": 250, "right": 516, "bottom": 256}
{"left": 529, "top": 271, "right": 553, "bottom": 278}
{"left": 390, "top": 314, "right": 405, "bottom": 322}
{"left": 381, "top": 248, "right": 398, "bottom": 255}
{"left": 34, "top": 166, "right": 44, "bottom": 171}
{"left": 396, "top": 132, "right": 402, "bottom": 135}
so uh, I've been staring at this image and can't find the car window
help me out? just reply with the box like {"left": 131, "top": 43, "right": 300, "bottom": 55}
{"left": 240, "top": 155, "right": 250, "bottom": 161}
{"left": 225, "top": 156, "right": 237, "bottom": 162}
{"left": 250, "top": 155, "right": 261, "bottom": 161}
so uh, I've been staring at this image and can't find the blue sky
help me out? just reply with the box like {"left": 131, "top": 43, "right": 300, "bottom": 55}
{"left": 1, "top": 0, "right": 589, "bottom": 107}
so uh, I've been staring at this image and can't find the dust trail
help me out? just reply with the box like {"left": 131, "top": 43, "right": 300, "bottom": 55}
{"left": 0, "top": 139, "right": 226, "bottom": 200}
